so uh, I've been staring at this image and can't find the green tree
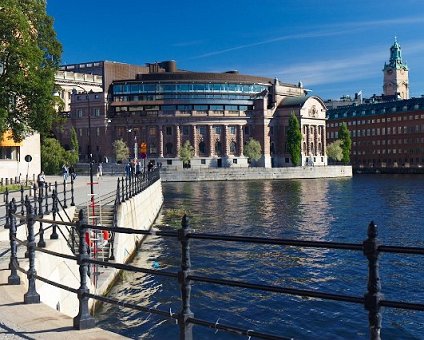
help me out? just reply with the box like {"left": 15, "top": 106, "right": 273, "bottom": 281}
{"left": 41, "top": 137, "right": 66, "bottom": 174}
{"left": 287, "top": 113, "right": 302, "bottom": 166}
{"left": 338, "top": 123, "right": 352, "bottom": 164}
{"left": 65, "top": 127, "right": 79, "bottom": 165}
{"left": 179, "top": 140, "right": 194, "bottom": 167}
{"left": 113, "top": 139, "right": 129, "bottom": 163}
{"left": 243, "top": 138, "right": 262, "bottom": 163}
{"left": 0, "top": 0, "right": 62, "bottom": 140}
{"left": 326, "top": 140, "right": 343, "bottom": 162}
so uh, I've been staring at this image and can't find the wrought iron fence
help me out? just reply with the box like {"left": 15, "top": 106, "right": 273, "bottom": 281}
{"left": 5, "top": 190, "right": 424, "bottom": 340}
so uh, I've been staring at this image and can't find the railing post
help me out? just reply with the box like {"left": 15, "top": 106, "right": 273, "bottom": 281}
{"left": 125, "top": 177, "right": 129, "bottom": 201}
{"left": 8, "top": 199, "right": 20, "bottom": 285}
{"left": 73, "top": 209, "right": 96, "bottom": 330}
{"left": 363, "top": 221, "right": 383, "bottom": 340}
{"left": 70, "top": 176, "right": 75, "bottom": 206}
{"left": 121, "top": 177, "right": 125, "bottom": 202}
{"left": 37, "top": 185, "right": 46, "bottom": 248}
{"left": 24, "top": 198, "right": 40, "bottom": 304}
{"left": 20, "top": 185, "right": 25, "bottom": 217}
{"left": 116, "top": 179, "right": 121, "bottom": 204}
{"left": 4, "top": 188, "right": 10, "bottom": 229}
{"left": 63, "top": 180, "right": 68, "bottom": 208}
{"left": 178, "top": 214, "right": 194, "bottom": 340}
{"left": 44, "top": 183, "right": 49, "bottom": 214}
{"left": 50, "top": 189, "right": 59, "bottom": 239}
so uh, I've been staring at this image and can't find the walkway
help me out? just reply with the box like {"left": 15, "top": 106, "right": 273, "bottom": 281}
{"left": 0, "top": 175, "right": 128, "bottom": 339}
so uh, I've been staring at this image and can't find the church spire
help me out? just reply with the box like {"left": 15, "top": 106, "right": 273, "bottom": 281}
{"left": 387, "top": 37, "right": 408, "bottom": 70}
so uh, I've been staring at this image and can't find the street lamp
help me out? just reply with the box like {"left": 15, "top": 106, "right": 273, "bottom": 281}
{"left": 73, "top": 86, "right": 95, "bottom": 212}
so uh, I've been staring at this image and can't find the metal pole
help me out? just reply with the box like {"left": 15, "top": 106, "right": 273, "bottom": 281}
{"left": 87, "top": 92, "right": 95, "bottom": 217}
{"left": 363, "top": 221, "right": 382, "bottom": 340}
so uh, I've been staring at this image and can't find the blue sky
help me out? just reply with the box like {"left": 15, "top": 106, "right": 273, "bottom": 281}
{"left": 46, "top": 0, "right": 424, "bottom": 100}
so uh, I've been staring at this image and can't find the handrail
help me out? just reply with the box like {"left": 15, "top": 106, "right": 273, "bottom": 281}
{"left": 6, "top": 190, "right": 424, "bottom": 340}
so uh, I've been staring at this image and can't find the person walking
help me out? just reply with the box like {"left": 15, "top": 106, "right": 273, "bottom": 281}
{"left": 62, "top": 164, "right": 69, "bottom": 182}
{"left": 97, "top": 162, "right": 103, "bottom": 180}
{"left": 69, "top": 165, "right": 76, "bottom": 181}
{"left": 37, "top": 171, "right": 45, "bottom": 189}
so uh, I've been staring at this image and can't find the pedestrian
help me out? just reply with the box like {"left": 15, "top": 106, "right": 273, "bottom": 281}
{"left": 37, "top": 171, "right": 45, "bottom": 189}
{"left": 97, "top": 162, "right": 103, "bottom": 180}
{"left": 69, "top": 165, "right": 76, "bottom": 181}
{"left": 125, "top": 161, "right": 131, "bottom": 178}
{"left": 62, "top": 164, "right": 69, "bottom": 182}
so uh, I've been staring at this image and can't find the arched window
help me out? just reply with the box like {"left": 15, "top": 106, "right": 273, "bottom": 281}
{"left": 199, "top": 141, "right": 206, "bottom": 155}
{"left": 303, "top": 142, "right": 307, "bottom": 154}
{"left": 229, "top": 141, "right": 237, "bottom": 154}
{"left": 215, "top": 141, "right": 222, "bottom": 156}
{"left": 310, "top": 142, "right": 314, "bottom": 155}
{"left": 165, "top": 142, "right": 173, "bottom": 155}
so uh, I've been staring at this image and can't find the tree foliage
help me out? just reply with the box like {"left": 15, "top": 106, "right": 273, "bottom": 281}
{"left": 41, "top": 137, "right": 66, "bottom": 174}
{"left": 243, "top": 138, "right": 262, "bottom": 162}
{"left": 65, "top": 127, "right": 79, "bottom": 165}
{"left": 287, "top": 113, "right": 302, "bottom": 166}
{"left": 179, "top": 140, "right": 195, "bottom": 166}
{"left": 338, "top": 123, "right": 352, "bottom": 164}
{"left": 0, "top": 0, "right": 62, "bottom": 140}
{"left": 326, "top": 140, "right": 343, "bottom": 162}
{"left": 113, "top": 139, "right": 129, "bottom": 163}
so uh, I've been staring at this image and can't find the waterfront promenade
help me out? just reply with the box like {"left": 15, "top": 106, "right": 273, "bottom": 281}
{"left": 0, "top": 175, "right": 128, "bottom": 339}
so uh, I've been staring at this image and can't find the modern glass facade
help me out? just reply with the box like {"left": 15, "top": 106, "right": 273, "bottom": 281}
{"left": 111, "top": 82, "right": 269, "bottom": 115}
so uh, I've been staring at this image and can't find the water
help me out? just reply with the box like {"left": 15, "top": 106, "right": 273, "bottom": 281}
{"left": 96, "top": 175, "right": 424, "bottom": 339}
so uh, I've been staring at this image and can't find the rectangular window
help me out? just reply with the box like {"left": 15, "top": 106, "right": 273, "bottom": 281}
{"left": 166, "top": 126, "right": 172, "bottom": 135}
{"left": 233, "top": 159, "right": 238, "bottom": 164}
{"left": 244, "top": 126, "right": 250, "bottom": 135}
{"left": 201, "top": 159, "right": 206, "bottom": 165}
{"left": 198, "top": 126, "right": 206, "bottom": 135}
{"left": 182, "top": 126, "right": 190, "bottom": 136}
{"left": 167, "top": 160, "right": 172, "bottom": 165}
{"left": 229, "top": 126, "right": 236, "bottom": 134}
{"left": 149, "top": 127, "right": 156, "bottom": 136}
{"left": 214, "top": 126, "right": 221, "bottom": 134}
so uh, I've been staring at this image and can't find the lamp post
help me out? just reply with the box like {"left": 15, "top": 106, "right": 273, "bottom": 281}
{"left": 73, "top": 86, "right": 95, "bottom": 211}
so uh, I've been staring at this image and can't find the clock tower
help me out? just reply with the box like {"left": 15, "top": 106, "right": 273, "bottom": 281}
{"left": 383, "top": 38, "right": 409, "bottom": 99}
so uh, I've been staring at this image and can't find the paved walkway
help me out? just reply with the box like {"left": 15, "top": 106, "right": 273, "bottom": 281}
{"left": 0, "top": 176, "right": 129, "bottom": 339}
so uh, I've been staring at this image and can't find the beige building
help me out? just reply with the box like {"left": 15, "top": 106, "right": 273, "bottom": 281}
{"left": 0, "top": 131, "right": 41, "bottom": 183}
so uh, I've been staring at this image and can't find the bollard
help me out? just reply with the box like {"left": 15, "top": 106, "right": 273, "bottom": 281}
{"left": 177, "top": 214, "right": 194, "bottom": 340}
{"left": 70, "top": 176, "right": 75, "bottom": 206}
{"left": 8, "top": 199, "right": 20, "bottom": 285}
{"left": 73, "top": 209, "right": 96, "bottom": 330}
{"left": 24, "top": 199, "right": 40, "bottom": 304}
{"left": 50, "top": 189, "right": 59, "bottom": 239}
{"left": 363, "top": 221, "right": 383, "bottom": 340}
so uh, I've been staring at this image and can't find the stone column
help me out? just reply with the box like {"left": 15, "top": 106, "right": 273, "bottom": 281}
{"left": 191, "top": 125, "right": 197, "bottom": 156}
{"left": 208, "top": 125, "right": 214, "bottom": 157}
{"left": 176, "top": 125, "right": 181, "bottom": 157}
{"left": 159, "top": 125, "right": 164, "bottom": 158}
{"left": 223, "top": 125, "right": 229, "bottom": 156}
{"left": 238, "top": 125, "right": 244, "bottom": 156}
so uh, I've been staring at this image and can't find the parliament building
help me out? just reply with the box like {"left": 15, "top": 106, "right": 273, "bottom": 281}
{"left": 56, "top": 61, "right": 328, "bottom": 169}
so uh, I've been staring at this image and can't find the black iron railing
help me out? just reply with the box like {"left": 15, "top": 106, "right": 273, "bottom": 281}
{"left": 6, "top": 189, "right": 424, "bottom": 340}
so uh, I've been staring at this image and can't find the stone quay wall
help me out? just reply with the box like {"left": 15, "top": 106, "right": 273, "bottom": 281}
{"left": 160, "top": 165, "right": 352, "bottom": 182}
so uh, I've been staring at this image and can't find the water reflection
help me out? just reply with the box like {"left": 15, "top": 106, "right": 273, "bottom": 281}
{"left": 96, "top": 177, "right": 424, "bottom": 339}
